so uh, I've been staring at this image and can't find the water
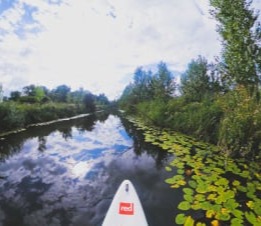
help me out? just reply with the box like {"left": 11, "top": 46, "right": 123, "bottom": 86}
{"left": 0, "top": 113, "right": 182, "bottom": 226}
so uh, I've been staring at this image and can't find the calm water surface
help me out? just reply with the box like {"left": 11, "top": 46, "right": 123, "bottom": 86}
{"left": 0, "top": 113, "right": 182, "bottom": 226}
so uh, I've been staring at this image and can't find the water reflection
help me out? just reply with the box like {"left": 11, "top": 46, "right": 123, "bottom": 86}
{"left": 121, "top": 116, "right": 171, "bottom": 169}
{"left": 0, "top": 112, "right": 180, "bottom": 226}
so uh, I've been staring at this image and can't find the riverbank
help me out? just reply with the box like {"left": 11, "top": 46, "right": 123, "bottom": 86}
{"left": 0, "top": 102, "right": 90, "bottom": 136}
{"left": 0, "top": 113, "right": 91, "bottom": 139}
{"left": 126, "top": 116, "right": 261, "bottom": 226}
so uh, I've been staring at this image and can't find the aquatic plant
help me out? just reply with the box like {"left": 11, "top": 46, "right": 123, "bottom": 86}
{"left": 127, "top": 116, "right": 261, "bottom": 226}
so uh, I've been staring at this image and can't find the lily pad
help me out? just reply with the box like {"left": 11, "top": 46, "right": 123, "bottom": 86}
{"left": 178, "top": 201, "right": 191, "bottom": 211}
{"left": 231, "top": 209, "right": 243, "bottom": 219}
{"left": 175, "top": 213, "right": 186, "bottom": 225}
{"left": 206, "top": 209, "right": 216, "bottom": 218}
{"left": 211, "top": 220, "right": 219, "bottom": 226}
{"left": 232, "top": 180, "right": 240, "bottom": 187}
{"left": 214, "top": 178, "right": 229, "bottom": 187}
{"left": 216, "top": 210, "right": 231, "bottom": 221}
{"left": 184, "top": 194, "right": 194, "bottom": 202}
{"left": 195, "top": 194, "right": 205, "bottom": 202}
{"left": 245, "top": 211, "right": 257, "bottom": 225}
{"left": 165, "top": 166, "right": 172, "bottom": 172}
{"left": 207, "top": 193, "right": 217, "bottom": 201}
{"left": 200, "top": 201, "right": 212, "bottom": 211}
{"left": 196, "top": 183, "right": 208, "bottom": 194}
{"left": 188, "top": 180, "right": 197, "bottom": 188}
{"left": 183, "top": 188, "right": 194, "bottom": 195}
{"left": 184, "top": 216, "right": 195, "bottom": 226}
{"left": 224, "top": 199, "right": 239, "bottom": 211}
{"left": 231, "top": 218, "right": 243, "bottom": 226}
{"left": 195, "top": 222, "right": 206, "bottom": 226}
{"left": 177, "top": 169, "right": 185, "bottom": 174}
{"left": 253, "top": 201, "right": 261, "bottom": 216}
{"left": 240, "top": 170, "right": 250, "bottom": 178}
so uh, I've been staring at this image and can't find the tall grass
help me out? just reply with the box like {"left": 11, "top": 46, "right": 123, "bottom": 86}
{"left": 0, "top": 102, "right": 86, "bottom": 133}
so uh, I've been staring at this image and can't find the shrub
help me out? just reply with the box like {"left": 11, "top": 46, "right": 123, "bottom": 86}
{"left": 0, "top": 102, "right": 25, "bottom": 132}
{"left": 217, "top": 86, "right": 261, "bottom": 158}
{"left": 0, "top": 102, "right": 88, "bottom": 133}
{"left": 166, "top": 98, "right": 223, "bottom": 143}
{"left": 136, "top": 100, "right": 168, "bottom": 127}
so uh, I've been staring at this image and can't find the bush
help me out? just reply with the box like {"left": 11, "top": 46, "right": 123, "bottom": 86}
{"left": 0, "top": 102, "right": 87, "bottom": 133}
{"left": 166, "top": 98, "right": 223, "bottom": 143}
{"left": 217, "top": 86, "right": 261, "bottom": 158}
{"left": 0, "top": 102, "right": 25, "bottom": 132}
{"left": 136, "top": 100, "right": 168, "bottom": 127}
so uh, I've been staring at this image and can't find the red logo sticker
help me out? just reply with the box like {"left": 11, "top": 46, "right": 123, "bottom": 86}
{"left": 119, "top": 202, "right": 134, "bottom": 215}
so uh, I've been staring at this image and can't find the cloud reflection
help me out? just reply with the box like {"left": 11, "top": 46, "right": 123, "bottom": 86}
{"left": 0, "top": 115, "right": 134, "bottom": 226}
{"left": 0, "top": 114, "right": 177, "bottom": 226}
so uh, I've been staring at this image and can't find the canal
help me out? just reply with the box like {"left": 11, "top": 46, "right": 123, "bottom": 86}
{"left": 0, "top": 112, "right": 182, "bottom": 226}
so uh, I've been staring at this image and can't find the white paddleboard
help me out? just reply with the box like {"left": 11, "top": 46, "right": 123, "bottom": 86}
{"left": 102, "top": 180, "right": 148, "bottom": 226}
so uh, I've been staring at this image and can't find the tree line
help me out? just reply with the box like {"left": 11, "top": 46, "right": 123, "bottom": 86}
{"left": 0, "top": 84, "right": 110, "bottom": 133}
{"left": 119, "top": 0, "right": 261, "bottom": 160}
{"left": 6, "top": 84, "right": 109, "bottom": 106}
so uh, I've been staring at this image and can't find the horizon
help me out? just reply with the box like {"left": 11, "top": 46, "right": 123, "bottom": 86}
{"left": 1, "top": 0, "right": 261, "bottom": 100}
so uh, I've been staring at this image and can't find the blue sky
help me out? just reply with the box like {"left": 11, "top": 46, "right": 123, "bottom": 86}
{"left": 0, "top": 0, "right": 261, "bottom": 100}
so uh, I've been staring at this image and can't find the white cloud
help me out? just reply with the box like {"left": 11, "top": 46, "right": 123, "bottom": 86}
{"left": 1, "top": 0, "right": 243, "bottom": 99}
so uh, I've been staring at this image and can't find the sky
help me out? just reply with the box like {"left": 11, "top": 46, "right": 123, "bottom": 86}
{"left": 0, "top": 0, "right": 261, "bottom": 100}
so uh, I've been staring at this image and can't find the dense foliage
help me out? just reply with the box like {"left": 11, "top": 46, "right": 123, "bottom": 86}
{"left": 119, "top": 57, "right": 224, "bottom": 143}
{"left": 0, "top": 84, "right": 110, "bottom": 134}
{"left": 210, "top": 0, "right": 261, "bottom": 91}
{"left": 119, "top": 0, "right": 261, "bottom": 159}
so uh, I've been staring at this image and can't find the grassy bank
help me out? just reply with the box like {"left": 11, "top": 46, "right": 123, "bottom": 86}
{"left": 0, "top": 102, "right": 86, "bottom": 134}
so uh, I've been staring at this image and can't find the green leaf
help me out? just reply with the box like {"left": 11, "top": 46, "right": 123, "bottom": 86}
{"left": 224, "top": 199, "right": 239, "bottom": 211}
{"left": 238, "top": 185, "right": 247, "bottom": 192}
{"left": 177, "top": 169, "right": 185, "bottom": 174}
{"left": 178, "top": 201, "right": 191, "bottom": 211}
{"left": 175, "top": 214, "right": 186, "bottom": 225}
{"left": 201, "top": 201, "right": 212, "bottom": 211}
{"left": 184, "top": 216, "right": 195, "bottom": 226}
{"left": 165, "top": 166, "right": 172, "bottom": 172}
{"left": 214, "top": 178, "right": 229, "bottom": 186}
{"left": 232, "top": 209, "right": 243, "bottom": 219}
{"left": 196, "top": 183, "right": 208, "bottom": 194}
{"left": 195, "top": 194, "right": 205, "bottom": 202}
{"left": 231, "top": 218, "right": 243, "bottom": 226}
{"left": 188, "top": 180, "right": 197, "bottom": 188}
{"left": 183, "top": 188, "right": 194, "bottom": 195}
{"left": 245, "top": 211, "right": 257, "bottom": 225}
{"left": 195, "top": 222, "right": 206, "bottom": 226}
{"left": 184, "top": 194, "right": 194, "bottom": 202}
{"left": 232, "top": 180, "right": 240, "bottom": 186}
{"left": 216, "top": 211, "right": 231, "bottom": 221}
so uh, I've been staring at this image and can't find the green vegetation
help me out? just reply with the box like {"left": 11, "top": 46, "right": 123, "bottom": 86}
{"left": 127, "top": 117, "right": 261, "bottom": 226}
{"left": 0, "top": 84, "right": 110, "bottom": 134}
{"left": 119, "top": 0, "right": 261, "bottom": 159}
{"left": 119, "top": 1, "right": 261, "bottom": 224}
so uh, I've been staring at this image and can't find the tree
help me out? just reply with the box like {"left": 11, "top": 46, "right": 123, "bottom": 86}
{"left": 118, "top": 84, "right": 136, "bottom": 112}
{"left": 23, "top": 84, "right": 36, "bottom": 96}
{"left": 180, "top": 56, "right": 212, "bottom": 102}
{"left": 70, "top": 88, "right": 86, "bottom": 104}
{"left": 96, "top": 93, "right": 109, "bottom": 105}
{"left": 10, "top": 91, "right": 22, "bottom": 101}
{"left": 151, "top": 62, "right": 175, "bottom": 100}
{"left": 34, "top": 86, "right": 45, "bottom": 102}
{"left": 52, "top": 85, "right": 71, "bottom": 102}
{"left": 83, "top": 93, "right": 96, "bottom": 113}
{"left": 210, "top": 0, "right": 261, "bottom": 92}
{"left": 132, "top": 67, "right": 152, "bottom": 101}
{"left": 20, "top": 85, "right": 47, "bottom": 103}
